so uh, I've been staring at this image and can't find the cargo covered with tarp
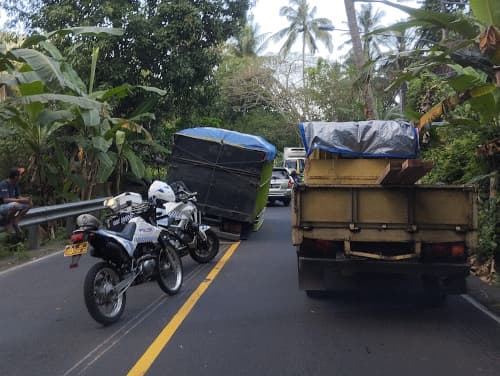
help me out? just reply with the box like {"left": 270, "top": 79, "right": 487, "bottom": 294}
{"left": 300, "top": 120, "right": 419, "bottom": 158}
{"left": 166, "top": 127, "right": 276, "bottom": 236}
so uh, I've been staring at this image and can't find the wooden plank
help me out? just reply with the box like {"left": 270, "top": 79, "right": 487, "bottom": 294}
{"left": 377, "top": 160, "right": 403, "bottom": 184}
{"left": 378, "top": 160, "right": 434, "bottom": 185}
{"left": 398, "top": 159, "right": 434, "bottom": 185}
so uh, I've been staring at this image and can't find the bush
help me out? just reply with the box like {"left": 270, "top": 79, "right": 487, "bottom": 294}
{"left": 477, "top": 197, "right": 499, "bottom": 262}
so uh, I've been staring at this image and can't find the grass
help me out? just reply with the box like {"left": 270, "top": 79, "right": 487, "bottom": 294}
{"left": 0, "top": 232, "right": 29, "bottom": 261}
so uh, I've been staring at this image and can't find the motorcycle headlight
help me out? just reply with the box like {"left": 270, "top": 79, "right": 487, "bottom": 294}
{"left": 104, "top": 197, "right": 119, "bottom": 211}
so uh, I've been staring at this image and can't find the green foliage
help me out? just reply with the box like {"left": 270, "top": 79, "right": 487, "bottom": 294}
{"left": 306, "top": 59, "right": 364, "bottom": 121}
{"left": 420, "top": 126, "right": 489, "bottom": 184}
{"left": 0, "top": 234, "right": 28, "bottom": 259}
{"left": 230, "top": 109, "right": 297, "bottom": 151}
{"left": 1, "top": 28, "right": 167, "bottom": 201}
{"left": 477, "top": 197, "right": 499, "bottom": 261}
{"left": 470, "top": 0, "right": 500, "bottom": 26}
{"left": 12, "top": 0, "right": 250, "bottom": 123}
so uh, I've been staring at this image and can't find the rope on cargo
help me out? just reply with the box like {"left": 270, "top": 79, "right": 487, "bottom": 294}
{"left": 172, "top": 144, "right": 268, "bottom": 181}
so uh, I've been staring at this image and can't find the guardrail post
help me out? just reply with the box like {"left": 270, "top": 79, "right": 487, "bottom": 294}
{"left": 27, "top": 225, "right": 39, "bottom": 250}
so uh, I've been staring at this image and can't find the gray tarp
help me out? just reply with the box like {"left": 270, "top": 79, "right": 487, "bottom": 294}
{"left": 300, "top": 120, "right": 419, "bottom": 158}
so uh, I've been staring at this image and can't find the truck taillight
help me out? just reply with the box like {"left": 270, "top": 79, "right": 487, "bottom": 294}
{"left": 300, "top": 238, "right": 339, "bottom": 256}
{"left": 288, "top": 179, "right": 294, "bottom": 188}
{"left": 422, "top": 242, "right": 466, "bottom": 261}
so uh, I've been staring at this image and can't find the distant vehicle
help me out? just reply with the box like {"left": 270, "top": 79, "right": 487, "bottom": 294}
{"left": 283, "top": 147, "right": 306, "bottom": 180}
{"left": 268, "top": 167, "right": 294, "bottom": 206}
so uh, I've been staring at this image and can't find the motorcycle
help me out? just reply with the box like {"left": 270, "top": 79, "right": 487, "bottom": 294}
{"left": 64, "top": 202, "right": 183, "bottom": 325}
{"left": 148, "top": 180, "right": 220, "bottom": 264}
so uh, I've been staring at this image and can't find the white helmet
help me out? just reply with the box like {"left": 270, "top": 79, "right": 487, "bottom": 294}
{"left": 148, "top": 180, "right": 175, "bottom": 204}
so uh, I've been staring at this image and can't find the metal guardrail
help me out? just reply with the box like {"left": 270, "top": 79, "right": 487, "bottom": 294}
{"left": 0, "top": 197, "right": 110, "bottom": 249}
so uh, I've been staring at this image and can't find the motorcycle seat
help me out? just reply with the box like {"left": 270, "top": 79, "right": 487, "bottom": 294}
{"left": 107, "top": 222, "right": 136, "bottom": 241}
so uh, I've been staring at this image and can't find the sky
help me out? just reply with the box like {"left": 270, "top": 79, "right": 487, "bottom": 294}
{"left": 250, "top": 0, "right": 420, "bottom": 60}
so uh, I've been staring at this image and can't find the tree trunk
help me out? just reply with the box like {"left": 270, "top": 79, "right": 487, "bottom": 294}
{"left": 344, "top": 0, "right": 378, "bottom": 120}
{"left": 490, "top": 171, "right": 498, "bottom": 200}
{"left": 302, "top": 29, "right": 308, "bottom": 120}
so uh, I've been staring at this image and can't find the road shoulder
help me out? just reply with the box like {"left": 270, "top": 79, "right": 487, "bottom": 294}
{"left": 466, "top": 275, "right": 500, "bottom": 317}
{"left": 0, "top": 239, "right": 66, "bottom": 273}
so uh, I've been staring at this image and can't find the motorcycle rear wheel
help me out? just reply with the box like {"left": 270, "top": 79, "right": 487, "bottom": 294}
{"left": 157, "top": 244, "right": 183, "bottom": 295}
{"left": 190, "top": 228, "right": 219, "bottom": 263}
{"left": 83, "top": 262, "right": 126, "bottom": 325}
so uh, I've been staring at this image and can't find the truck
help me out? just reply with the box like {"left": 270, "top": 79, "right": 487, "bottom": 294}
{"left": 283, "top": 147, "right": 306, "bottom": 178}
{"left": 166, "top": 127, "right": 276, "bottom": 239}
{"left": 292, "top": 121, "right": 478, "bottom": 303}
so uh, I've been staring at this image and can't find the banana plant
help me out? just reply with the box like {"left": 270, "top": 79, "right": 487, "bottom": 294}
{"left": 0, "top": 27, "right": 166, "bottom": 201}
{"left": 370, "top": 0, "right": 500, "bottom": 130}
{"left": 472, "top": 0, "right": 500, "bottom": 84}
{"left": 75, "top": 47, "right": 167, "bottom": 197}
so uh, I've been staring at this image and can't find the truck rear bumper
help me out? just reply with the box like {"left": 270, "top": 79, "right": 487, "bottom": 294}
{"left": 298, "top": 257, "right": 469, "bottom": 294}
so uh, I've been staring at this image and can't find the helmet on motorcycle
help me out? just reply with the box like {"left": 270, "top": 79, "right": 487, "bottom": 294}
{"left": 76, "top": 213, "right": 101, "bottom": 229}
{"left": 148, "top": 180, "right": 175, "bottom": 205}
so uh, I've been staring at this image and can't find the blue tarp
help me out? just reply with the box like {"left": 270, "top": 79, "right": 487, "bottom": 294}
{"left": 177, "top": 127, "right": 276, "bottom": 161}
{"left": 300, "top": 120, "right": 419, "bottom": 158}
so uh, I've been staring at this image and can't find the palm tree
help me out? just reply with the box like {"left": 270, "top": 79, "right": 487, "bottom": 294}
{"left": 358, "top": 4, "right": 386, "bottom": 61}
{"left": 230, "top": 15, "right": 270, "bottom": 58}
{"left": 380, "top": 28, "right": 416, "bottom": 113}
{"left": 272, "top": 0, "right": 334, "bottom": 86}
{"left": 344, "top": 0, "right": 378, "bottom": 119}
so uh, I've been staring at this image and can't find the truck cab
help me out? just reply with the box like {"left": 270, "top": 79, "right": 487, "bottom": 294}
{"left": 283, "top": 147, "right": 306, "bottom": 180}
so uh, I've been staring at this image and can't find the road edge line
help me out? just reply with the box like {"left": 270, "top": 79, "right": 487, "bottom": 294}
{"left": 461, "top": 294, "right": 500, "bottom": 325}
{"left": 127, "top": 241, "right": 241, "bottom": 376}
{"left": 0, "top": 249, "right": 63, "bottom": 277}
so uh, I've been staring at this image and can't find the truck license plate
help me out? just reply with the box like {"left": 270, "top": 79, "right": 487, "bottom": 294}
{"left": 64, "top": 242, "right": 89, "bottom": 257}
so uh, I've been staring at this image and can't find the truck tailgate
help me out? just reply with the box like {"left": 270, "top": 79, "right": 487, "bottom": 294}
{"left": 292, "top": 184, "right": 478, "bottom": 250}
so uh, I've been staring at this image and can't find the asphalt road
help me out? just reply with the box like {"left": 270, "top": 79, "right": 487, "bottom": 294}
{"left": 1, "top": 206, "right": 500, "bottom": 376}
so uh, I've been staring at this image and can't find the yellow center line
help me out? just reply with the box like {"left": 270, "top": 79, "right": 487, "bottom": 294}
{"left": 127, "top": 241, "right": 241, "bottom": 376}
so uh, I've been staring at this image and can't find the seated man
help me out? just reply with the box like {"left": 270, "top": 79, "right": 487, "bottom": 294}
{"left": 0, "top": 167, "right": 33, "bottom": 235}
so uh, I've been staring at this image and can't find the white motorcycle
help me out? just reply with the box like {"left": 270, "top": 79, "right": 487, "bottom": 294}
{"left": 148, "top": 180, "right": 220, "bottom": 264}
{"left": 64, "top": 201, "right": 183, "bottom": 325}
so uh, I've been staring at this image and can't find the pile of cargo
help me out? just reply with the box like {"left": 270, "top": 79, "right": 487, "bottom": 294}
{"left": 166, "top": 127, "right": 276, "bottom": 239}
{"left": 300, "top": 120, "right": 433, "bottom": 185}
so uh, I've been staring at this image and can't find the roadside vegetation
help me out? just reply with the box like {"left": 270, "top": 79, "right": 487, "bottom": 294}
{"left": 0, "top": 0, "right": 498, "bottom": 280}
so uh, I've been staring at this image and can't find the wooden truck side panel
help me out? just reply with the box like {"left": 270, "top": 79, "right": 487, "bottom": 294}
{"left": 292, "top": 184, "right": 478, "bottom": 253}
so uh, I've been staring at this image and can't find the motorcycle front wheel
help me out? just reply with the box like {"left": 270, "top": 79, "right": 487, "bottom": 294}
{"left": 83, "top": 262, "right": 126, "bottom": 325}
{"left": 157, "top": 244, "right": 183, "bottom": 295}
{"left": 190, "top": 228, "right": 220, "bottom": 264}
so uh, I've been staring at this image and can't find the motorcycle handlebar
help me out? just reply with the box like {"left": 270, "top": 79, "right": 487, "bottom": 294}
{"left": 177, "top": 189, "right": 197, "bottom": 200}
